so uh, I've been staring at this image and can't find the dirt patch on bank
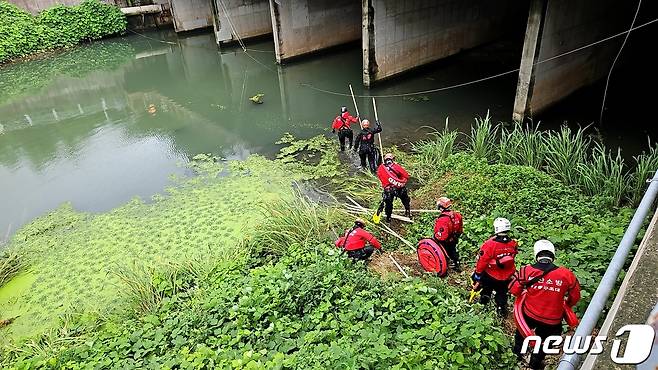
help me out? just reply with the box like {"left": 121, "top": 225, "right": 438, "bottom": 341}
{"left": 369, "top": 251, "right": 425, "bottom": 278}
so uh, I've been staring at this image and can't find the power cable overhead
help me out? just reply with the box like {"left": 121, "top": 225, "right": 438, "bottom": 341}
{"left": 599, "top": 0, "right": 643, "bottom": 123}
{"left": 301, "top": 17, "right": 658, "bottom": 99}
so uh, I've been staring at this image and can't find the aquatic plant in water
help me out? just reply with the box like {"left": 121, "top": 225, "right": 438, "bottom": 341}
{"left": 0, "top": 152, "right": 324, "bottom": 343}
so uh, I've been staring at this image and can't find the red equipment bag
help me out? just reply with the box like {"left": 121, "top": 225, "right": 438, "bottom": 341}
{"left": 514, "top": 293, "right": 580, "bottom": 338}
{"left": 564, "top": 304, "right": 579, "bottom": 328}
{"left": 417, "top": 238, "right": 449, "bottom": 276}
{"left": 513, "top": 294, "right": 535, "bottom": 338}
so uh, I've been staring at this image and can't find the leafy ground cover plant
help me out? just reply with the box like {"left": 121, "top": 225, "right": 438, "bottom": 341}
{"left": 0, "top": 0, "right": 126, "bottom": 64}
{"left": 0, "top": 126, "right": 653, "bottom": 369}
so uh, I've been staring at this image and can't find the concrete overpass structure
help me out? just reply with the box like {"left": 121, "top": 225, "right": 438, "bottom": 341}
{"left": 212, "top": 0, "right": 272, "bottom": 44}
{"left": 9, "top": 0, "right": 635, "bottom": 119}
{"left": 512, "top": 0, "right": 637, "bottom": 121}
{"left": 128, "top": 0, "right": 646, "bottom": 120}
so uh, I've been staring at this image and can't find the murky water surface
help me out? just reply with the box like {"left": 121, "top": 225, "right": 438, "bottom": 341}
{"left": 0, "top": 30, "right": 653, "bottom": 237}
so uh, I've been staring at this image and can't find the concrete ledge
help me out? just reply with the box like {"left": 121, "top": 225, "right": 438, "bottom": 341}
{"left": 121, "top": 5, "right": 162, "bottom": 16}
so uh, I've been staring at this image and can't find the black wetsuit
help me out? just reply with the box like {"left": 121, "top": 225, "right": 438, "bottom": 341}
{"left": 353, "top": 122, "right": 382, "bottom": 173}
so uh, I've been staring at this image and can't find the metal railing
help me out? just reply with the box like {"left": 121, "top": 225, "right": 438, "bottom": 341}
{"left": 557, "top": 170, "right": 658, "bottom": 370}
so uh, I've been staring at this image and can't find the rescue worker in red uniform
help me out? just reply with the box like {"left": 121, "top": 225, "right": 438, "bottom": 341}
{"left": 510, "top": 240, "right": 581, "bottom": 370}
{"left": 472, "top": 217, "right": 518, "bottom": 316}
{"left": 353, "top": 119, "right": 382, "bottom": 173}
{"left": 331, "top": 106, "right": 358, "bottom": 151}
{"left": 376, "top": 153, "right": 411, "bottom": 222}
{"left": 433, "top": 197, "right": 463, "bottom": 271}
{"left": 334, "top": 218, "right": 382, "bottom": 261}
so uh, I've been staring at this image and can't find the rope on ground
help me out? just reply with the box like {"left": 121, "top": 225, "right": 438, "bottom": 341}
{"left": 599, "top": 0, "right": 643, "bottom": 123}
{"left": 301, "top": 17, "right": 658, "bottom": 99}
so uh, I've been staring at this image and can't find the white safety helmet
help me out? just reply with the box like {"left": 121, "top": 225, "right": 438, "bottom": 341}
{"left": 493, "top": 217, "right": 511, "bottom": 234}
{"left": 533, "top": 239, "right": 555, "bottom": 260}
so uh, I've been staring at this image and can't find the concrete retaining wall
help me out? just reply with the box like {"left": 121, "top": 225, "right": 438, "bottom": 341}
{"left": 213, "top": 0, "right": 271, "bottom": 44}
{"left": 269, "top": 0, "right": 361, "bottom": 63}
{"left": 170, "top": 0, "right": 213, "bottom": 32}
{"left": 363, "top": 0, "right": 521, "bottom": 86}
{"left": 526, "top": 0, "right": 632, "bottom": 115}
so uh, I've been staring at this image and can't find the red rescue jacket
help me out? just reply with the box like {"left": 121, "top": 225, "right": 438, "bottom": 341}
{"left": 475, "top": 235, "right": 518, "bottom": 281}
{"left": 509, "top": 263, "right": 581, "bottom": 325}
{"left": 335, "top": 227, "right": 381, "bottom": 251}
{"left": 433, "top": 210, "right": 463, "bottom": 243}
{"left": 332, "top": 112, "right": 357, "bottom": 130}
{"left": 377, "top": 163, "right": 409, "bottom": 189}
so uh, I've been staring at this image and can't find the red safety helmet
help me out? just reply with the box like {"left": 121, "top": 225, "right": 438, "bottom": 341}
{"left": 436, "top": 197, "right": 452, "bottom": 210}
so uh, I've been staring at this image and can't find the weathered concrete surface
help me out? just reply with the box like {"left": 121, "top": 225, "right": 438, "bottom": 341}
{"left": 169, "top": 0, "right": 213, "bottom": 32}
{"left": 515, "top": 0, "right": 635, "bottom": 118}
{"left": 512, "top": 0, "right": 546, "bottom": 122}
{"left": 363, "top": 0, "right": 522, "bottom": 86}
{"left": 212, "top": 0, "right": 271, "bottom": 44}
{"left": 269, "top": 0, "right": 361, "bottom": 63}
{"left": 122, "top": 3, "right": 174, "bottom": 30}
{"left": 580, "top": 209, "right": 658, "bottom": 370}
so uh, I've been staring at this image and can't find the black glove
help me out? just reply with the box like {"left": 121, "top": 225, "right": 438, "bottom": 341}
{"left": 331, "top": 129, "right": 335, "bottom": 134}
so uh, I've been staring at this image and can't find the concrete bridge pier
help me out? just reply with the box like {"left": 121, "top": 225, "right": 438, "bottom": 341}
{"left": 212, "top": 0, "right": 272, "bottom": 45}
{"left": 512, "top": 0, "right": 636, "bottom": 121}
{"left": 362, "top": 0, "right": 522, "bottom": 87}
{"left": 268, "top": 0, "right": 361, "bottom": 63}
{"left": 169, "top": 0, "right": 214, "bottom": 32}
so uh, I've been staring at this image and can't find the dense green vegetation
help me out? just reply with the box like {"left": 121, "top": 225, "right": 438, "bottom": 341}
{"left": 0, "top": 0, "right": 126, "bottom": 64}
{"left": 1, "top": 122, "right": 656, "bottom": 368}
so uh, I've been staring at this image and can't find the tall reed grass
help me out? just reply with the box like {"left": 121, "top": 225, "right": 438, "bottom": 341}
{"left": 544, "top": 126, "right": 591, "bottom": 186}
{"left": 498, "top": 123, "right": 545, "bottom": 169}
{"left": 114, "top": 261, "right": 194, "bottom": 315}
{"left": 467, "top": 111, "right": 498, "bottom": 162}
{"left": 251, "top": 192, "right": 347, "bottom": 256}
{"left": 630, "top": 140, "right": 658, "bottom": 204}
{"left": 411, "top": 119, "right": 459, "bottom": 180}
{"left": 413, "top": 118, "right": 658, "bottom": 207}
{"left": 1, "top": 249, "right": 24, "bottom": 287}
{"left": 577, "top": 143, "right": 628, "bottom": 207}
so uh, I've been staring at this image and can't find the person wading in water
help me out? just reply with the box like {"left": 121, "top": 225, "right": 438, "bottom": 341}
{"left": 331, "top": 106, "right": 358, "bottom": 151}
{"left": 353, "top": 119, "right": 382, "bottom": 173}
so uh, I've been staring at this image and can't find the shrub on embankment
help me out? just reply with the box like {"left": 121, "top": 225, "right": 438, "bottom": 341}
{"left": 2, "top": 196, "right": 516, "bottom": 369}
{"left": 1, "top": 131, "right": 653, "bottom": 368}
{"left": 0, "top": 0, "right": 126, "bottom": 64}
{"left": 406, "top": 153, "right": 633, "bottom": 314}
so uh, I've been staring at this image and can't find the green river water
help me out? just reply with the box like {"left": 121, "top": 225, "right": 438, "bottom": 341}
{"left": 0, "top": 30, "right": 521, "bottom": 240}
{"left": 1, "top": 29, "right": 655, "bottom": 241}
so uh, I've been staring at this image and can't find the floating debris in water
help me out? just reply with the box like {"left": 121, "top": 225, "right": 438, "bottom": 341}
{"left": 147, "top": 104, "right": 157, "bottom": 115}
{"left": 249, "top": 93, "right": 264, "bottom": 104}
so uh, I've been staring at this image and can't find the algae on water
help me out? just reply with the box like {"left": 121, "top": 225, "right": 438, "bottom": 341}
{"left": 0, "top": 148, "right": 337, "bottom": 344}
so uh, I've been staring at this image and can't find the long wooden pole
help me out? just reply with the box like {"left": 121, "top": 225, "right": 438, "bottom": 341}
{"left": 388, "top": 255, "right": 410, "bottom": 278}
{"left": 372, "top": 97, "right": 384, "bottom": 156}
{"left": 348, "top": 84, "right": 363, "bottom": 129}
